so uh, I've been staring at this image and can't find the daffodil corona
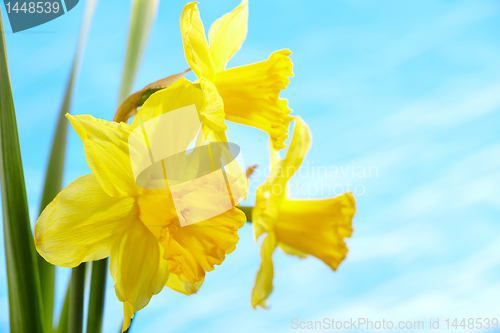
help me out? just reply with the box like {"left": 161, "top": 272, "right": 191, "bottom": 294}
{"left": 251, "top": 118, "right": 356, "bottom": 309}
{"left": 35, "top": 79, "right": 247, "bottom": 331}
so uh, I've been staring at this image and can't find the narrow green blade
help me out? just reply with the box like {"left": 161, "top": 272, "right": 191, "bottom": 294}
{"left": 39, "top": 1, "right": 99, "bottom": 331}
{"left": 55, "top": 284, "right": 70, "bottom": 333}
{"left": 68, "top": 263, "right": 87, "bottom": 333}
{"left": 86, "top": 259, "right": 107, "bottom": 333}
{"left": 118, "top": 0, "right": 159, "bottom": 104}
{"left": 87, "top": 1, "right": 159, "bottom": 332}
{"left": 0, "top": 7, "right": 45, "bottom": 333}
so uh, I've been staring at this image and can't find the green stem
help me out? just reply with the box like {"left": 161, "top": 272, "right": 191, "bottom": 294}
{"left": 237, "top": 206, "right": 253, "bottom": 222}
{"left": 0, "top": 7, "right": 46, "bottom": 333}
{"left": 86, "top": 259, "right": 108, "bottom": 333}
{"left": 68, "top": 263, "right": 87, "bottom": 333}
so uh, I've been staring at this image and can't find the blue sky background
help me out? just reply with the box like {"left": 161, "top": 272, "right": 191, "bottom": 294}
{"left": 2, "top": 0, "right": 500, "bottom": 332}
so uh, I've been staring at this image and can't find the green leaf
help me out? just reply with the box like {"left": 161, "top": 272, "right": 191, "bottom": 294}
{"left": 0, "top": 8, "right": 46, "bottom": 333}
{"left": 86, "top": 259, "right": 107, "bottom": 333}
{"left": 118, "top": 0, "right": 159, "bottom": 105}
{"left": 68, "top": 263, "right": 87, "bottom": 333}
{"left": 88, "top": 1, "right": 159, "bottom": 332}
{"left": 55, "top": 285, "right": 70, "bottom": 333}
{"left": 38, "top": 1, "right": 99, "bottom": 330}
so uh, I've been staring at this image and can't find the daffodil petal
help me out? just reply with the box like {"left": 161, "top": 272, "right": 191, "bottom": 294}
{"left": 166, "top": 273, "right": 204, "bottom": 295}
{"left": 251, "top": 232, "right": 277, "bottom": 309}
{"left": 269, "top": 140, "right": 281, "bottom": 170}
{"left": 274, "top": 193, "right": 356, "bottom": 270}
{"left": 273, "top": 117, "right": 311, "bottom": 187}
{"left": 252, "top": 184, "right": 278, "bottom": 240}
{"left": 67, "top": 114, "right": 138, "bottom": 197}
{"left": 213, "top": 49, "right": 294, "bottom": 150}
{"left": 165, "top": 207, "right": 246, "bottom": 283}
{"left": 195, "top": 77, "right": 227, "bottom": 132}
{"left": 181, "top": 2, "right": 215, "bottom": 79}
{"left": 208, "top": 0, "right": 248, "bottom": 72}
{"left": 35, "top": 174, "right": 136, "bottom": 267}
{"left": 136, "top": 188, "right": 178, "bottom": 241}
{"left": 110, "top": 220, "right": 169, "bottom": 332}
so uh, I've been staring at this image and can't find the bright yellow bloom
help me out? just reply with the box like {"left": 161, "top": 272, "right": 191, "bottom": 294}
{"left": 181, "top": 0, "right": 294, "bottom": 150}
{"left": 35, "top": 78, "right": 246, "bottom": 331}
{"left": 251, "top": 118, "right": 356, "bottom": 308}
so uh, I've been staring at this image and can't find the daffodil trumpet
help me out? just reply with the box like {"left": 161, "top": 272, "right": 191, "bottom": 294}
{"left": 251, "top": 118, "right": 356, "bottom": 309}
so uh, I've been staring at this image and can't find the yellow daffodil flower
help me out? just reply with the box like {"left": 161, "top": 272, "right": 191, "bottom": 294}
{"left": 251, "top": 118, "right": 356, "bottom": 308}
{"left": 35, "top": 78, "right": 247, "bottom": 331}
{"left": 181, "top": 0, "right": 294, "bottom": 150}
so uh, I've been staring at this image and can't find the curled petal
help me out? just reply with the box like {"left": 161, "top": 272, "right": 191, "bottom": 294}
{"left": 268, "top": 117, "right": 312, "bottom": 195}
{"left": 251, "top": 233, "right": 277, "bottom": 309}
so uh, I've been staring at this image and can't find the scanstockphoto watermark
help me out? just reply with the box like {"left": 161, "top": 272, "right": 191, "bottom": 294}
{"left": 249, "top": 161, "right": 379, "bottom": 198}
{"left": 291, "top": 318, "right": 425, "bottom": 330}
{"left": 291, "top": 317, "right": 499, "bottom": 330}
